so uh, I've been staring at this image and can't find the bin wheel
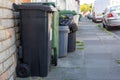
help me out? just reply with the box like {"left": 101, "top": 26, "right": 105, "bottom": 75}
{"left": 52, "top": 48, "right": 58, "bottom": 66}
{"left": 53, "top": 53, "right": 57, "bottom": 66}
{"left": 16, "top": 63, "right": 30, "bottom": 77}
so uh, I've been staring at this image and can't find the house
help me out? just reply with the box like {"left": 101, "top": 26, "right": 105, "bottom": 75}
{"left": 0, "top": 0, "right": 80, "bottom": 79}
{"left": 31, "top": 0, "right": 80, "bottom": 13}
{"left": 0, "top": 0, "right": 30, "bottom": 80}
{"left": 110, "top": 0, "right": 120, "bottom": 5}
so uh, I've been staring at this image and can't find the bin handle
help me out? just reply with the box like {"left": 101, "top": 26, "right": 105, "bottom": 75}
{"left": 13, "top": 3, "right": 19, "bottom": 11}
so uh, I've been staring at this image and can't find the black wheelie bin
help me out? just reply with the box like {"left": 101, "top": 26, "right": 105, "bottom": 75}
{"left": 13, "top": 3, "right": 54, "bottom": 77}
{"left": 68, "top": 22, "right": 78, "bottom": 52}
{"left": 22, "top": 2, "right": 59, "bottom": 66}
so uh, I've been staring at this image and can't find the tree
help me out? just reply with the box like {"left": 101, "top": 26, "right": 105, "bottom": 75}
{"left": 80, "top": 4, "right": 88, "bottom": 12}
{"left": 80, "top": 3, "right": 92, "bottom": 12}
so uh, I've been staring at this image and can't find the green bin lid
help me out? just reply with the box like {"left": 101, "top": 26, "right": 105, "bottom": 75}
{"left": 59, "top": 10, "right": 77, "bottom": 16}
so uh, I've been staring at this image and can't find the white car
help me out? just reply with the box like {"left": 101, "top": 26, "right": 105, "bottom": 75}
{"left": 87, "top": 13, "right": 93, "bottom": 19}
{"left": 92, "top": 0, "right": 109, "bottom": 22}
{"left": 102, "top": 5, "right": 120, "bottom": 30}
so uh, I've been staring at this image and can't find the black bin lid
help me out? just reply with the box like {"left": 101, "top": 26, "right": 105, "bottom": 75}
{"left": 13, "top": 3, "right": 56, "bottom": 12}
{"left": 22, "top": 2, "right": 56, "bottom": 7}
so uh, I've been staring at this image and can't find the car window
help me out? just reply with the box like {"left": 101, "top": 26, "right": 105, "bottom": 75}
{"left": 110, "top": 5, "right": 120, "bottom": 11}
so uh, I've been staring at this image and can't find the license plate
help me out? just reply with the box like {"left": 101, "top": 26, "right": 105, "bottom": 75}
{"left": 97, "top": 14, "right": 102, "bottom": 16}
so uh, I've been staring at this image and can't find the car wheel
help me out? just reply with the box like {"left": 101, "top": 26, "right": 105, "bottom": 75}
{"left": 106, "top": 25, "right": 111, "bottom": 30}
{"left": 103, "top": 23, "right": 105, "bottom": 28}
{"left": 93, "top": 19, "right": 97, "bottom": 23}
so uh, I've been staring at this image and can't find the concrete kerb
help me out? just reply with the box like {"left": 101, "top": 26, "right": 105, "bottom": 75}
{"left": 97, "top": 24, "right": 120, "bottom": 41}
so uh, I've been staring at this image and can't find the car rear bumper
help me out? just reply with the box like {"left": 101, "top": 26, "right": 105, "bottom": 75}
{"left": 107, "top": 19, "right": 120, "bottom": 27}
{"left": 96, "top": 18, "right": 102, "bottom": 21}
{"left": 94, "top": 18, "right": 103, "bottom": 22}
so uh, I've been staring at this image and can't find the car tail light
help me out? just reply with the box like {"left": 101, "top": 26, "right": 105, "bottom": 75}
{"left": 107, "top": 13, "right": 113, "bottom": 18}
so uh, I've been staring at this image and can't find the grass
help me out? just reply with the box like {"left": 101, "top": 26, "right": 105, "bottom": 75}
{"left": 76, "top": 40, "right": 84, "bottom": 46}
{"left": 96, "top": 24, "right": 112, "bottom": 35}
{"left": 76, "top": 42, "right": 84, "bottom": 46}
{"left": 76, "top": 40, "right": 85, "bottom": 50}
{"left": 97, "top": 24, "right": 101, "bottom": 27}
{"left": 77, "top": 47, "right": 84, "bottom": 50}
{"left": 76, "top": 41, "right": 81, "bottom": 43}
{"left": 116, "top": 60, "right": 120, "bottom": 64}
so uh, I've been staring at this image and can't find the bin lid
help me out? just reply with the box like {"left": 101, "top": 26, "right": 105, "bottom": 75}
{"left": 13, "top": 3, "right": 56, "bottom": 12}
{"left": 59, "top": 10, "right": 77, "bottom": 16}
{"left": 22, "top": 2, "right": 56, "bottom": 7}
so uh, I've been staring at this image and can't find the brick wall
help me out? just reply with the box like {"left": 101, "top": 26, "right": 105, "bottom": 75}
{"left": 0, "top": 0, "right": 22, "bottom": 80}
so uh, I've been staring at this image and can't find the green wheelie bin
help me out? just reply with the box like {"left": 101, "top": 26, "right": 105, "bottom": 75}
{"left": 44, "top": 3, "right": 59, "bottom": 66}
{"left": 51, "top": 8, "right": 59, "bottom": 66}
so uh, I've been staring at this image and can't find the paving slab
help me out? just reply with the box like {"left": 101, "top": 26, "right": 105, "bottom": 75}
{"left": 16, "top": 17, "right": 120, "bottom": 80}
{"left": 78, "top": 17, "right": 120, "bottom": 80}
{"left": 83, "top": 40, "right": 102, "bottom": 45}
{"left": 102, "top": 40, "right": 120, "bottom": 44}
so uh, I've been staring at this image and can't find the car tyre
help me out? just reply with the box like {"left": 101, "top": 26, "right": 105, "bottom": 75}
{"left": 92, "top": 19, "right": 94, "bottom": 22}
{"left": 106, "top": 25, "right": 111, "bottom": 31}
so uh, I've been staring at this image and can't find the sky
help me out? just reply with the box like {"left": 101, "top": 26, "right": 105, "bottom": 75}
{"left": 80, "top": 0, "right": 95, "bottom": 4}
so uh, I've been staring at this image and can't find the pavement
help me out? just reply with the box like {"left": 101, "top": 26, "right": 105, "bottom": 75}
{"left": 16, "top": 17, "right": 120, "bottom": 80}
{"left": 111, "top": 29, "right": 120, "bottom": 37}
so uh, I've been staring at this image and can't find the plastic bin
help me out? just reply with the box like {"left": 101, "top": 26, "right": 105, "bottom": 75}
{"left": 68, "top": 32, "right": 76, "bottom": 52}
{"left": 14, "top": 4, "right": 54, "bottom": 77}
{"left": 59, "top": 15, "right": 78, "bottom": 52}
{"left": 22, "top": 2, "right": 59, "bottom": 66}
{"left": 51, "top": 10, "right": 59, "bottom": 65}
{"left": 59, "top": 26, "right": 69, "bottom": 57}
{"left": 68, "top": 23, "right": 78, "bottom": 52}
{"left": 42, "top": 2, "right": 59, "bottom": 66}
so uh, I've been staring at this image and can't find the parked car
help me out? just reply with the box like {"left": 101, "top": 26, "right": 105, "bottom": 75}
{"left": 87, "top": 13, "right": 93, "bottom": 19}
{"left": 92, "top": 0, "right": 109, "bottom": 22}
{"left": 102, "top": 5, "right": 120, "bottom": 30}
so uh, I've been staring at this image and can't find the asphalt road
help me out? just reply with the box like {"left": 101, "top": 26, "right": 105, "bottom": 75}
{"left": 111, "top": 29, "right": 120, "bottom": 37}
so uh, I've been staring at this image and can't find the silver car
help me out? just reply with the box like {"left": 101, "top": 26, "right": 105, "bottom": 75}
{"left": 102, "top": 5, "right": 120, "bottom": 30}
{"left": 87, "top": 13, "right": 93, "bottom": 19}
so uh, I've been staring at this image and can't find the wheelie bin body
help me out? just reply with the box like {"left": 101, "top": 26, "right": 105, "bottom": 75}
{"left": 59, "top": 26, "right": 69, "bottom": 57}
{"left": 59, "top": 14, "right": 78, "bottom": 52}
{"left": 68, "top": 23, "right": 78, "bottom": 52}
{"left": 22, "top": 2, "right": 59, "bottom": 66}
{"left": 14, "top": 4, "right": 54, "bottom": 77}
{"left": 51, "top": 9, "right": 59, "bottom": 65}
{"left": 45, "top": 3, "right": 59, "bottom": 66}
